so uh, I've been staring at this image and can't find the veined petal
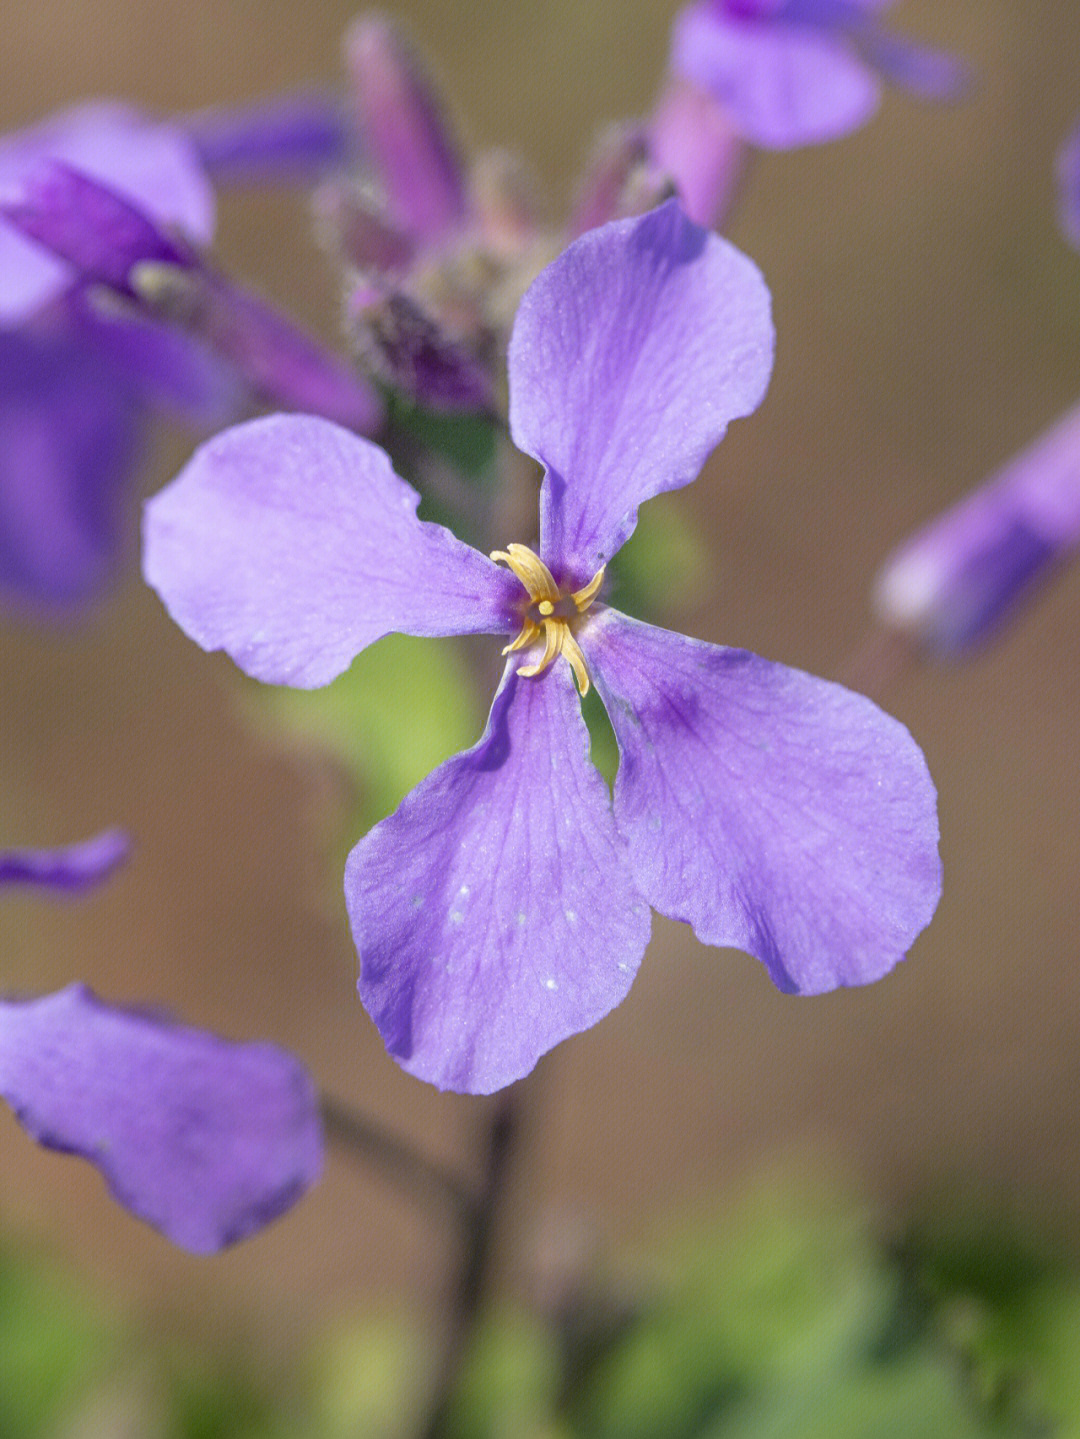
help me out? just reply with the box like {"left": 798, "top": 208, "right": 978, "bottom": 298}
{"left": 670, "top": 2, "right": 881, "bottom": 148}
{"left": 509, "top": 202, "right": 773, "bottom": 581}
{"left": 143, "top": 414, "right": 518, "bottom": 687}
{"left": 0, "top": 830, "right": 129, "bottom": 892}
{"left": 346, "top": 660, "right": 651, "bottom": 1093}
{"left": 0, "top": 101, "right": 213, "bottom": 324}
{"left": 584, "top": 609, "right": 941, "bottom": 994}
{"left": 0, "top": 985, "right": 323, "bottom": 1253}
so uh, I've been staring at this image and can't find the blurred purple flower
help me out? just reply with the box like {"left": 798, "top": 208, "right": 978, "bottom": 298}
{"left": 0, "top": 101, "right": 379, "bottom": 614}
{"left": 669, "top": 0, "right": 966, "bottom": 150}
{"left": 1, "top": 840, "right": 323, "bottom": 1251}
{"left": 144, "top": 203, "right": 941, "bottom": 1094}
{"left": 1057, "top": 118, "right": 1080, "bottom": 251}
{"left": 0, "top": 985, "right": 323, "bottom": 1253}
{"left": 0, "top": 828, "right": 129, "bottom": 890}
{"left": 327, "top": 14, "right": 667, "bottom": 410}
{"left": 874, "top": 400, "right": 1080, "bottom": 656}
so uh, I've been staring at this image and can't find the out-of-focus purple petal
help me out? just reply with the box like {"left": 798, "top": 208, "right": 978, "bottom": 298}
{"left": 854, "top": 31, "right": 969, "bottom": 101}
{"left": 671, "top": 1, "right": 881, "bottom": 148}
{"left": 648, "top": 78, "right": 747, "bottom": 229}
{"left": 346, "top": 661, "right": 651, "bottom": 1093}
{"left": 873, "top": 400, "right": 1080, "bottom": 656}
{"left": 0, "top": 327, "right": 141, "bottom": 610}
{"left": 508, "top": 202, "right": 773, "bottom": 581}
{"left": 344, "top": 14, "right": 467, "bottom": 243}
{"left": 0, "top": 101, "right": 213, "bottom": 324}
{"left": 184, "top": 91, "right": 350, "bottom": 184}
{"left": 1, "top": 160, "right": 194, "bottom": 298}
{"left": 71, "top": 300, "right": 244, "bottom": 430}
{"left": 0, "top": 985, "right": 323, "bottom": 1253}
{"left": 1056, "top": 120, "right": 1080, "bottom": 252}
{"left": 583, "top": 609, "right": 941, "bottom": 994}
{"left": 0, "top": 830, "right": 129, "bottom": 892}
{"left": 144, "top": 413, "right": 518, "bottom": 687}
{"left": 133, "top": 264, "right": 384, "bottom": 433}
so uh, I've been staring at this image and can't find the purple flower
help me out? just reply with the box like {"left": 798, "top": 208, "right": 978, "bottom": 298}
{"left": 1, "top": 841, "right": 323, "bottom": 1251}
{"left": 1057, "top": 118, "right": 1080, "bottom": 252}
{"left": 0, "top": 101, "right": 380, "bottom": 612}
{"left": 0, "top": 985, "right": 323, "bottom": 1253}
{"left": 873, "top": 399, "right": 1080, "bottom": 656}
{"left": 0, "top": 829, "right": 129, "bottom": 890}
{"left": 330, "top": 14, "right": 666, "bottom": 410}
{"left": 0, "top": 101, "right": 215, "bottom": 326}
{"left": 144, "top": 202, "right": 941, "bottom": 1094}
{"left": 669, "top": 0, "right": 966, "bottom": 150}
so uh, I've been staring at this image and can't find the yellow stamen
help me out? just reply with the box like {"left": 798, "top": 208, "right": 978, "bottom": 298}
{"left": 519, "top": 620, "right": 562, "bottom": 678}
{"left": 491, "top": 542, "right": 605, "bottom": 696}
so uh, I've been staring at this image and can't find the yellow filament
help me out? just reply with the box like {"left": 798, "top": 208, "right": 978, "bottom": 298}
{"left": 491, "top": 542, "right": 605, "bottom": 696}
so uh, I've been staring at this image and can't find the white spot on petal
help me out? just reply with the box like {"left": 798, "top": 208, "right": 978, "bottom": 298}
{"left": 544, "top": 977, "right": 558, "bottom": 991}
{"left": 564, "top": 909, "right": 577, "bottom": 924}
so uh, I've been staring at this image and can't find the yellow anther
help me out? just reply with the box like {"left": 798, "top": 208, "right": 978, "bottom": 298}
{"left": 518, "top": 621, "right": 563, "bottom": 678}
{"left": 491, "top": 542, "right": 605, "bottom": 697}
{"left": 489, "top": 543, "right": 560, "bottom": 603}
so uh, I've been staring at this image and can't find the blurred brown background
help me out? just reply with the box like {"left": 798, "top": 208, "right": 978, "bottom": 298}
{"left": 2, "top": 0, "right": 1079, "bottom": 1356}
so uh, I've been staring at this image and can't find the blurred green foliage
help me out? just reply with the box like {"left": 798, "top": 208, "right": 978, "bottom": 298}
{"left": 6, "top": 1177, "right": 1080, "bottom": 1438}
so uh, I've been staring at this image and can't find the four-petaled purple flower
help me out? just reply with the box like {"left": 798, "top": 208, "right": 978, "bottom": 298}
{"left": 669, "top": 0, "right": 966, "bottom": 150}
{"left": 144, "top": 201, "right": 941, "bottom": 1094}
{"left": 1, "top": 835, "right": 323, "bottom": 1251}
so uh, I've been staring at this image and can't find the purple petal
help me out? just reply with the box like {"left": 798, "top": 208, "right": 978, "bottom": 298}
{"left": 134, "top": 265, "right": 384, "bottom": 434}
{"left": 70, "top": 300, "right": 244, "bottom": 430}
{"left": 2, "top": 160, "right": 193, "bottom": 298}
{"left": 0, "top": 830, "right": 129, "bottom": 892}
{"left": 873, "top": 399, "right": 1080, "bottom": 655}
{"left": 1056, "top": 120, "right": 1080, "bottom": 252}
{"left": 648, "top": 78, "right": 747, "bottom": 229}
{"left": 344, "top": 15, "right": 467, "bottom": 243}
{"left": 0, "top": 985, "right": 323, "bottom": 1253}
{"left": 0, "top": 326, "right": 141, "bottom": 611}
{"left": 854, "top": 31, "right": 969, "bottom": 102}
{"left": 583, "top": 609, "right": 941, "bottom": 994}
{"left": 143, "top": 413, "right": 518, "bottom": 687}
{"left": 0, "top": 101, "right": 213, "bottom": 324}
{"left": 670, "top": 2, "right": 881, "bottom": 148}
{"left": 183, "top": 91, "right": 350, "bottom": 184}
{"left": 346, "top": 661, "right": 651, "bottom": 1093}
{"left": 508, "top": 202, "right": 773, "bottom": 581}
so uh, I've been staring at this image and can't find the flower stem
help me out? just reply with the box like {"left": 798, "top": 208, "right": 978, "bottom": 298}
{"left": 321, "top": 1092, "right": 476, "bottom": 1232}
{"left": 416, "top": 1087, "right": 526, "bottom": 1439}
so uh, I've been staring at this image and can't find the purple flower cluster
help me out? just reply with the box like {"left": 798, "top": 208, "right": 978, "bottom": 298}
{"left": 145, "top": 202, "right": 941, "bottom": 1094}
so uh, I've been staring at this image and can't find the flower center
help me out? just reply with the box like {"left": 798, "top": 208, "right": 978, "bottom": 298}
{"left": 491, "top": 543, "right": 605, "bottom": 696}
